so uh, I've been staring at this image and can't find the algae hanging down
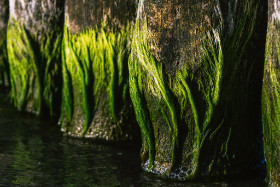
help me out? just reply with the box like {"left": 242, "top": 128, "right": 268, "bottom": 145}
{"left": 129, "top": 0, "right": 267, "bottom": 180}
{"left": 7, "top": 0, "right": 64, "bottom": 117}
{"left": 262, "top": 0, "right": 280, "bottom": 186}
{"left": 60, "top": 0, "right": 139, "bottom": 141}
{"left": 61, "top": 24, "right": 138, "bottom": 141}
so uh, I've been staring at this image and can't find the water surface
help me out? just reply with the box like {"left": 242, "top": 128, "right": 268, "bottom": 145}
{"left": 0, "top": 101, "right": 267, "bottom": 186}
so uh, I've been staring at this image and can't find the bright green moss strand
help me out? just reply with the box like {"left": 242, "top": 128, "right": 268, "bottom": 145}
{"left": 129, "top": 55, "right": 155, "bottom": 168}
{"left": 131, "top": 20, "right": 180, "bottom": 167}
{"left": 63, "top": 27, "right": 91, "bottom": 135}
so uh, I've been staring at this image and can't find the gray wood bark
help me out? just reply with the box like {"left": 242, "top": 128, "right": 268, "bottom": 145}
{"left": 65, "top": 0, "right": 138, "bottom": 33}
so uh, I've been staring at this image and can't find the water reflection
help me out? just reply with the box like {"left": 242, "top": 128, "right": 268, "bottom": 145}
{"left": 0, "top": 102, "right": 267, "bottom": 186}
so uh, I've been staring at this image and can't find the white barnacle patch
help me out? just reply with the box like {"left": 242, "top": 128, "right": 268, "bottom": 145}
{"left": 137, "top": 0, "right": 145, "bottom": 20}
{"left": 273, "top": 0, "right": 280, "bottom": 23}
{"left": 9, "top": 0, "right": 16, "bottom": 20}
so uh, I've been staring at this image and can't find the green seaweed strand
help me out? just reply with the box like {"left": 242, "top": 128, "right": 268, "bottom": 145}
{"left": 63, "top": 27, "right": 91, "bottom": 135}
{"left": 102, "top": 30, "right": 117, "bottom": 120}
{"left": 131, "top": 19, "right": 179, "bottom": 168}
{"left": 61, "top": 34, "right": 73, "bottom": 128}
{"left": 129, "top": 53, "right": 155, "bottom": 169}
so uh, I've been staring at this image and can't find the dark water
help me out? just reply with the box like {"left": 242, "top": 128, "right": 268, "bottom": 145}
{"left": 0, "top": 102, "right": 267, "bottom": 187}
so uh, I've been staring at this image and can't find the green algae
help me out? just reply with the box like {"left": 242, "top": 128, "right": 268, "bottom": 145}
{"left": 129, "top": 3, "right": 264, "bottom": 177}
{"left": 7, "top": 20, "right": 62, "bottom": 116}
{"left": 262, "top": 23, "right": 280, "bottom": 186}
{"left": 129, "top": 19, "right": 223, "bottom": 173}
{"left": 129, "top": 19, "right": 183, "bottom": 169}
{"left": 61, "top": 23, "right": 133, "bottom": 137}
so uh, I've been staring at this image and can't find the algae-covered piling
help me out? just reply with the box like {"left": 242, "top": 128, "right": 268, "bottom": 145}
{"left": 130, "top": 0, "right": 267, "bottom": 179}
{"left": 7, "top": 0, "right": 64, "bottom": 116}
{"left": 2, "top": 0, "right": 271, "bottom": 182}
{"left": 263, "top": 0, "right": 280, "bottom": 185}
{"left": 61, "top": 0, "right": 139, "bottom": 141}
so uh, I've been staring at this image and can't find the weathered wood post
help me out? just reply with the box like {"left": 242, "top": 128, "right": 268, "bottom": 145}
{"left": 61, "top": 0, "right": 140, "bottom": 141}
{"left": 263, "top": 0, "right": 280, "bottom": 185}
{"left": 0, "top": 0, "right": 9, "bottom": 88}
{"left": 129, "top": 0, "right": 267, "bottom": 179}
{"left": 7, "top": 0, "right": 64, "bottom": 116}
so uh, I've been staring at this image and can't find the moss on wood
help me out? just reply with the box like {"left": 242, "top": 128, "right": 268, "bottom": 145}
{"left": 262, "top": 0, "right": 280, "bottom": 185}
{"left": 130, "top": 0, "right": 267, "bottom": 180}
{"left": 61, "top": 24, "right": 138, "bottom": 141}
{"left": 7, "top": 20, "right": 62, "bottom": 116}
{"left": 6, "top": 0, "right": 64, "bottom": 116}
